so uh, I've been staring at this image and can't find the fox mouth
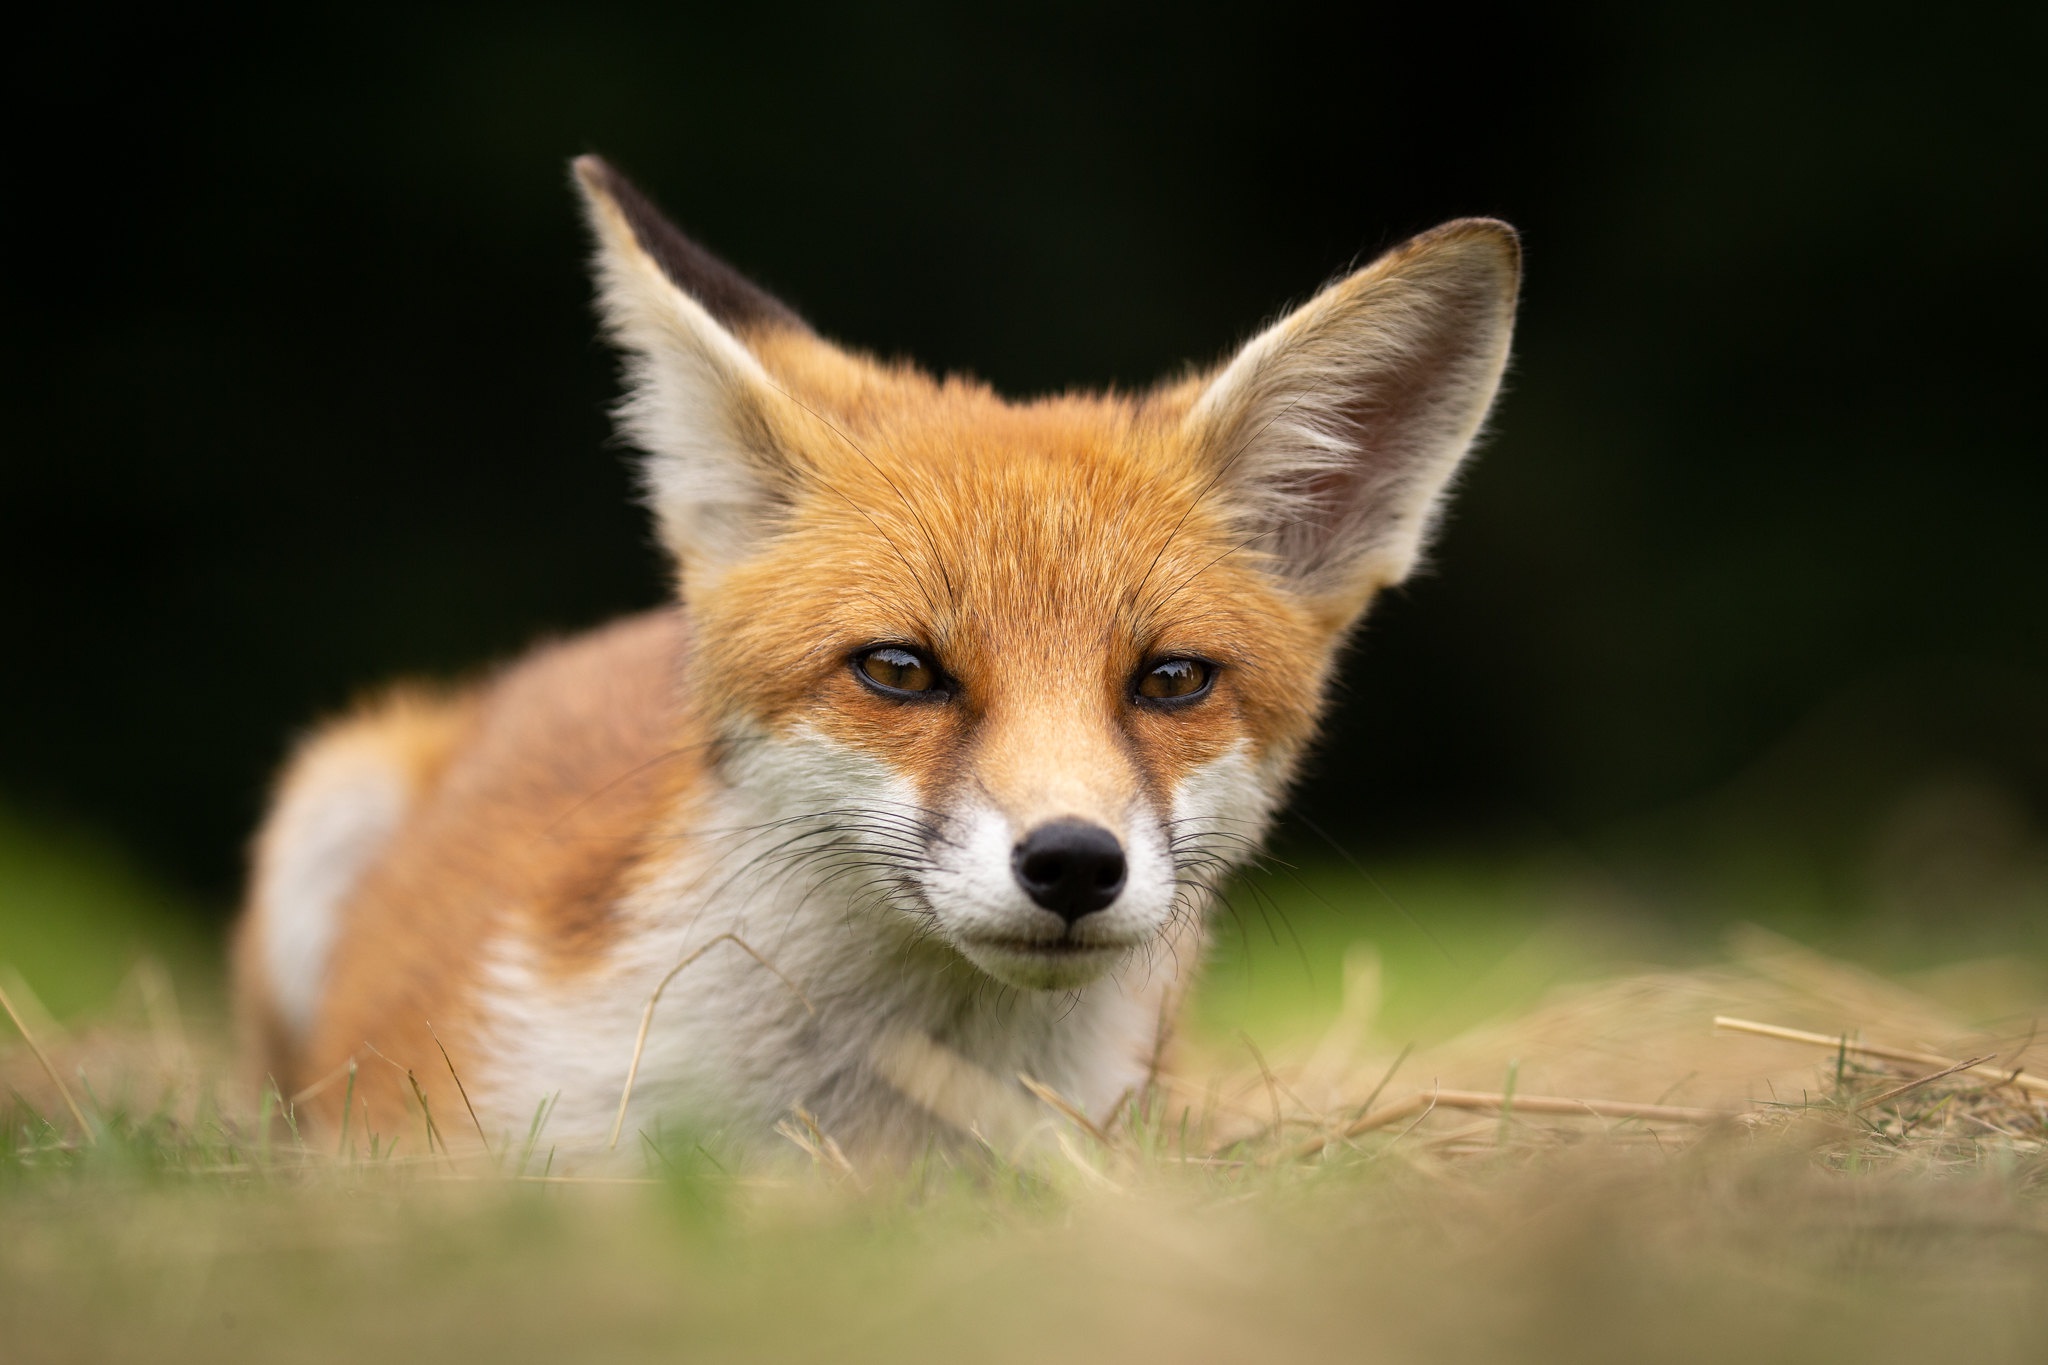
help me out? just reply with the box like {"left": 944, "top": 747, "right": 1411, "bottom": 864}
{"left": 965, "top": 935, "right": 1120, "bottom": 957}
{"left": 949, "top": 930, "right": 1137, "bottom": 989}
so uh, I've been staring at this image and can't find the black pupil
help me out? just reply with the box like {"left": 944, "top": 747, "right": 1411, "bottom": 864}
{"left": 866, "top": 648, "right": 928, "bottom": 691}
{"left": 1150, "top": 660, "right": 1201, "bottom": 696}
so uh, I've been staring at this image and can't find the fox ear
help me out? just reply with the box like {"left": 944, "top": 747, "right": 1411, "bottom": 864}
{"left": 1186, "top": 219, "right": 1520, "bottom": 622}
{"left": 572, "top": 155, "right": 808, "bottom": 582}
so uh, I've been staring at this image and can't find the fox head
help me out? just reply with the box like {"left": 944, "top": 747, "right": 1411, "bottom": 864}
{"left": 575, "top": 157, "right": 1518, "bottom": 992}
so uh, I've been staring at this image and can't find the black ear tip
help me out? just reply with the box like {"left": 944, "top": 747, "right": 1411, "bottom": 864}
{"left": 568, "top": 154, "right": 809, "bottom": 336}
{"left": 571, "top": 153, "right": 614, "bottom": 196}
{"left": 571, "top": 153, "right": 650, "bottom": 220}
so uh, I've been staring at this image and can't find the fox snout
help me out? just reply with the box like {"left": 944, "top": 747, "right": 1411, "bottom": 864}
{"left": 876, "top": 674, "right": 1200, "bottom": 987}
{"left": 1011, "top": 820, "right": 1127, "bottom": 923}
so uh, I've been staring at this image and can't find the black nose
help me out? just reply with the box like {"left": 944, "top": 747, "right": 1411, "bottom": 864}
{"left": 1011, "top": 820, "right": 1127, "bottom": 923}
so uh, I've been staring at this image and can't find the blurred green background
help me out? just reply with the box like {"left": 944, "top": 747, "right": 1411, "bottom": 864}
{"left": 3, "top": 3, "right": 2044, "bottom": 1018}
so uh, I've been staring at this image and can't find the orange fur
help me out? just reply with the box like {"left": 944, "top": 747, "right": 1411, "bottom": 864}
{"left": 233, "top": 685, "right": 479, "bottom": 1102}
{"left": 256, "top": 616, "right": 694, "bottom": 1130}
{"left": 232, "top": 157, "right": 1518, "bottom": 1156}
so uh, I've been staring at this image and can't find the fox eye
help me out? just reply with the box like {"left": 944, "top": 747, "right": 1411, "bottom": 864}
{"left": 1134, "top": 657, "right": 1215, "bottom": 705}
{"left": 855, "top": 646, "right": 942, "bottom": 698}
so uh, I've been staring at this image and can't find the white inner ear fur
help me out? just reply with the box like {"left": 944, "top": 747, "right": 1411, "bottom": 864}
{"left": 1186, "top": 221, "right": 1520, "bottom": 617}
{"left": 576, "top": 168, "right": 789, "bottom": 579}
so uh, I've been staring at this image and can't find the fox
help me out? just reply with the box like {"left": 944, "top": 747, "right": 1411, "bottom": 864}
{"left": 231, "top": 155, "right": 1519, "bottom": 1162}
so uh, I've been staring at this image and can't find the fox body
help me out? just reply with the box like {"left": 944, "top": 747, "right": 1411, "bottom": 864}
{"left": 232, "top": 158, "right": 1519, "bottom": 1160}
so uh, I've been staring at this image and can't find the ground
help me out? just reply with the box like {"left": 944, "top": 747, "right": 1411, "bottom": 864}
{"left": 4, "top": 818, "right": 2046, "bottom": 1363}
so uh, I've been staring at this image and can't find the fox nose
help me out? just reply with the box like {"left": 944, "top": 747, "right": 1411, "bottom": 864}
{"left": 1012, "top": 820, "right": 1127, "bottom": 923}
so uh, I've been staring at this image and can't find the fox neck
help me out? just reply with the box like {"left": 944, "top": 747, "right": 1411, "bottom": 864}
{"left": 664, "top": 741, "right": 1193, "bottom": 1140}
{"left": 480, "top": 734, "right": 1196, "bottom": 1158}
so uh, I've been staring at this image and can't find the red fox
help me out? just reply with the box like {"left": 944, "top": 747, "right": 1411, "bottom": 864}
{"left": 232, "top": 156, "right": 1519, "bottom": 1160}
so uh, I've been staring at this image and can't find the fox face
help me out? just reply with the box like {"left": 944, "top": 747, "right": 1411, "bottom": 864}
{"left": 693, "top": 391, "right": 1324, "bottom": 992}
{"left": 577, "top": 158, "right": 1519, "bottom": 996}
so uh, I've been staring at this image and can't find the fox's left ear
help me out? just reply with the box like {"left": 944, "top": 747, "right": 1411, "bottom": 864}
{"left": 1186, "top": 219, "right": 1520, "bottom": 624}
{"left": 573, "top": 155, "right": 812, "bottom": 586}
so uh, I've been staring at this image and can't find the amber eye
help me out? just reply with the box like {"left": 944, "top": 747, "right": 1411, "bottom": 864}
{"left": 1135, "top": 657, "right": 1215, "bottom": 704}
{"left": 855, "top": 646, "right": 942, "bottom": 698}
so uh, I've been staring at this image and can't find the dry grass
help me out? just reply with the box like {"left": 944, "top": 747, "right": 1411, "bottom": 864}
{"left": 4, "top": 934, "right": 2047, "bottom": 1363}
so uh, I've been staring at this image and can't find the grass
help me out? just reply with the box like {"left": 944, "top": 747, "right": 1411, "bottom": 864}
{"left": 4, "top": 1044, "right": 2045, "bottom": 1364}
{"left": 5, "top": 827, "right": 2048, "bottom": 1362}
{"left": 0, "top": 804, "right": 213, "bottom": 1022}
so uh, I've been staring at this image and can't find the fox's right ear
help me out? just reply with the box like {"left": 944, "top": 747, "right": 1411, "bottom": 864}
{"left": 573, "top": 155, "right": 809, "bottom": 584}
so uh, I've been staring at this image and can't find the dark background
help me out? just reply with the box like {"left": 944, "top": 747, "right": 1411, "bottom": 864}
{"left": 6, "top": 3, "right": 2045, "bottom": 917}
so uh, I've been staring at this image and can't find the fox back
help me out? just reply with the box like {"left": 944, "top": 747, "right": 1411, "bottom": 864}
{"left": 232, "top": 157, "right": 1519, "bottom": 1161}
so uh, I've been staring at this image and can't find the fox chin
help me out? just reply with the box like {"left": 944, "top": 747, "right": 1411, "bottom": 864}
{"left": 231, "top": 155, "right": 1519, "bottom": 1164}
